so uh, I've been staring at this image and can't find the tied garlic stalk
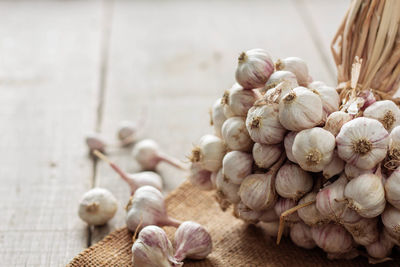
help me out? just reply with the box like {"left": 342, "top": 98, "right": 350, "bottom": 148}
{"left": 222, "top": 117, "right": 253, "bottom": 152}
{"left": 274, "top": 198, "right": 300, "bottom": 223}
{"left": 221, "top": 83, "right": 258, "bottom": 117}
{"left": 275, "top": 57, "right": 311, "bottom": 86}
{"left": 263, "top": 70, "right": 298, "bottom": 93}
{"left": 252, "top": 143, "right": 282, "bottom": 169}
{"left": 222, "top": 151, "right": 253, "bottom": 184}
{"left": 275, "top": 162, "right": 313, "bottom": 200}
{"left": 363, "top": 100, "right": 400, "bottom": 132}
{"left": 190, "top": 134, "right": 226, "bottom": 172}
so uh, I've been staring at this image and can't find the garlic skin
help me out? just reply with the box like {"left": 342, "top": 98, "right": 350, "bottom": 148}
{"left": 235, "top": 48, "right": 274, "bottom": 89}
{"left": 275, "top": 163, "right": 313, "bottom": 200}
{"left": 78, "top": 188, "right": 118, "bottom": 226}
{"left": 85, "top": 132, "right": 107, "bottom": 152}
{"left": 211, "top": 98, "right": 227, "bottom": 137}
{"left": 246, "top": 102, "right": 286, "bottom": 144}
{"left": 275, "top": 57, "right": 311, "bottom": 86}
{"left": 278, "top": 87, "right": 323, "bottom": 131}
{"left": 298, "top": 192, "right": 327, "bottom": 226}
{"left": 385, "top": 167, "right": 400, "bottom": 209}
{"left": 274, "top": 198, "right": 300, "bottom": 222}
{"left": 221, "top": 83, "right": 258, "bottom": 117}
{"left": 222, "top": 151, "right": 253, "bottom": 184}
{"left": 221, "top": 117, "right": 253, "bottom": 152}
{"left": 263, "top": 70, "right": 298, "bottom": 93}
{"left": 336, "top": 117, "right": 389, "bottom": 170}
{"left": 316, "top": 175, "right": 348, "bottom": 221}
{"left": 323, "top": 111, "right": 352, "bottom": 136}
{"left": 366, "top": 229, "right": 395, "bottom": 259}
{"left": 311, "top": 224, "right": 354, "bottom": 254}
{"left": 235, "top": 201, "right": 262, "bottom": 223}
{"left": 387, "top": 126, "right": 400, "bottom": 169}
{"left": 284, "top": 132, "right": 298, "bottom": 163}
{"left": 364, "top": 100, "right": 400, "bottom": 131}
{"left": 117, "top": 120, "right": 137, "bottom": 145}
{"left": 308, "top": 84, "right": 340, "bottom": 118}
{"left": 252, "top": 143, "right": 282, "bottom": 169}
{"left": 290, "top": 222, "right": 316, "bottom": 249}
{"left": 132, "top": 225, "right": 182, "bottom": 267}
{"left": 344, "top": 163, "right": 374, "bottom": 180}
{"left": 343, "top": 214, "right": 379, "bottom": 246}
{"left": 264, "top": 81, "right": 295, "bottom": 104}
{"left": 174, "top": 221, "right": 212, "bottom": 261}
{"left": 292, "top": 127, "right": 335, "bottom": 172}
{"left": 125, "top": 172, "right": 163, "bottom": 193}
{"left": 344, "top": 173, "right": 386, "bottom": 218}
{"left": 215, "top": 169, "right": 240, "bottom": 205}
{"left": 191, "top": 134, "right": 226, "bottom": 172}
{"left": 323, "top": 151, "right": 345, "bottom": 179}
{"left": 381, "top": 204, "right": 400, "bottom": 240}
{"left": 188, "top": 163, "right": 213, "bottom": 191}
{"left": 239, "top": 173, "right": 276, "bottom": 211}
{"left": 259, "top": 208, "right": 279, "bottom": 222}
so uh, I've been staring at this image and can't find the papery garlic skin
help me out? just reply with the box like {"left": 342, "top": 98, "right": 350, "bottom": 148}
{"left": 252, "top": 143, "right": 282, "bottom": 169}
{"left": 191, "top": 135, "right": 226, "bottom": 172}
{"left": 188, "top": 163, "right": 213, "bottom": 191}
{"left": 259, "top": 208, "right": 279, "bottom": 222}
{"left": 222, "top": 83, "right": 258, "bottom": 117}
{"left": 235, "top": 48, "right": 274, "bottom": 89}
{"left": 284, "top": 132, "right": 298, "bottom": 163}
{"left": 275, "top": 163, "right": 313, "bottom": 200}
{"left": 235, "top": 201, "right": 262, "bottom": 223}
{"left": 323, "top": 111, "right": 352, "bottom": 136}
{"left": 278, "top": 87, "right": 323, "bottom": 131}
{"left": 381, "top": 205, "right": 400, "bottom": 240}
{"left": 308, "top": 84, "right": 340, "bottom": 118}
{"left": 222, "top": 151, "right": 253, "bottom": 184}
{"left": 290, "top": 222, "right": 316, "bottom": 249}
{"left": 174, "top": 221, "right": 212, "bottom": 261}
{"left": 263, "top": 70, "right": 298, "bottom": 93}
{"left": 292, "top": 127, "right": 335, "bottom": 172}
{"left": 316, "top": 175, "right": 347, "bottom": 221}
{"left": 363, "top": 100, "right": 400, "bottom": 131}
{"left": 366, "top": 229, "right": 395, "bottom": 259}
{"left": 211, "top": 98, "right": 227, "bottom": 137}
{"left": 222, "top": 117, "right": 253, "bottom": 152}
{"left": 275, "top": 57, "right": 311, "bottom": 86}
{"left": 239, "top": 173, "right": 276, "bottom": 211}
{"left": 246, "top": 102, "right": 286, "bottom": 144}
{"left": 274, "top": 198, "right": 300, "bottom": 222}
{"left": 323, "top": 151, "right": 345, "bottom": 179}
{"left": 344, "top": 173, "right": 386, "bottom": 218}
{"left": 344, "top": 163, "right": 374, "bottom": 180}
{"left": 311, "top": 224, "right": 353, "bottom": 254}
{"left": 215, "top": 169, "right": 240, "bottom": 205}
{"left": 298, "top": 192, "right": 327, "bottom": 226}
{"left": 336, "top": 117, "right": 389, "bottom": 170}
{"left": 385, "top": 167, "right": 400, "bottom": 209}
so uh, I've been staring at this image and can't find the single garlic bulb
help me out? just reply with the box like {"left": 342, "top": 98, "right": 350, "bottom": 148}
{"left": 78, "top": 188, "right": 118, "bottom": 226}
{"left": 284, "top": 131, "right": 298, "bottom": 163}
{"left": 366, "top": 229, "right": 395, "bottom": 259}
{"left": 221, "top": 83, "right": 258, "bottom": 117}
{"left": 246, "top": 102, "right": 286, "bottom": 144}
{"left": 211, "top": 98, "right": 227, "bottom": 137}
{"left": 235, "top": 48, "right": 274, "bottom": 89}
{"left": 385, "top": 167, "right": 400, "bottom": 209}
{"left": 275, "top": 57, "right": 311, "bottom": 86}
{"left": 215, "top": 169, "right": 240, "bottom": 205}
{"left": 221, "top": 117, "right": 253, "bottom": 152}
{"left": 188, "top": 163, "right": 213, "bottom": 191}
{"left": 191, "top": 134, "right": 226, "bottom": 172}
{"left": 174, "top": 221, "right": 212, "bottom": 261}
{"left": 323, "top": 111, "right": 352, "bottom": 136}
{"left": 307, "top": 83, "right": 339, "bottom": 118}
{"left": 239, "top": 173, "right": 277, "bottom": 211}
{"left": 363, "top": 100, "right": 400, "bottom": 131}
{"left": 235, "top": 201, "right": 262, "bottom": 223}
{"left": 274, "top": 198, "right": 300, "bottom": 223}
{"left": 278, "top": 87, "right": 323, "bottom": 131}
{"left": 343, "top": 217, "right": 379, "bottom": 246}
{"left": 297, "top": 192, "right": 327, "bottom": 226}
{"left": 292, "top": 127, "right": 335, "bottom": 172}
{"left": 316, "top": 175, "right": 348, "bottom": 221}
{"left": 252, "top": 143, "right": 282, "bottom": 169}
{"left": 117, "top": 120, "right": 137, "bottom": 146}
{"left": 290, "top": 221, "right": 316, "bottom": 249}
{"left": 275, "top": 162, "right": 313, "bottom": 200}
{"left": 386, "top": 126, "right": 400, "bottom": 169}
{"left": 259, "top": 208, "right": 279, "bottom": 223}
{"left": 132, "top": 225, "right": 181, "bottom": 267}
{"left": 336, "top": 117, "right": 389, "bottom": 170}
{"left": 263, "top": 70, "right": 298, "bottom": 93}
{"left": 85, "top": 132, "right": 107, "bottom": 152}
{"left": 381, "top": 204, "right": 400, "bottom": 240}
{"left": 222, "top": 151, "right": 252, "bottom": 184}
{"left": 323, "top": 151, "right": 345, "bottom": 179}
{"left": 344, "top": 163, "right": 374, "bottom": 180}
{"left": 311, "top": 224, "right": 354, "bottom": 254}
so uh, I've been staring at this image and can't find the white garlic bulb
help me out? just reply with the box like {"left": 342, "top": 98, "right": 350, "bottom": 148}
{"left": 275, "top": 162, "right": 313, "bottom": 200}
{"left": 284, "top": 131, "right": 298, "bottom": 163}
{"left": 343, "top": 217, "right": 379, "bottom": 246}
{"left": 239, "top": 173, "right": 277, "bottom": 211}
{"left": 117, "top": 120, "right": 137, "bottom": 146}
{"left": 222, "top": 151, "right": 253, "bottom": 184}
{"left": 364, "top": 100, "right": 400, "bottom": 131}
{"left": 344, "top": 163, "right": 374, "bottom": 180}
{"left": 387, "top": 126, "right": 400, "bottom": 169}
{"left": 78, "top": 188, "right": 118, "bottom": 226}
{"left": 274, "top": 198, "right": 300, "bottom": 223}
{"left": 381, "top": 204, "right": 400, "bottom": 240}
{"left": 259, "top": 208, "right": 279, "bottom": 222}
{"left": 366, "top": 229, "right": 395, "bottom": 259}
{"left": 235, "top": 48, "right": 274, "bottom": 89}
{"left": 323, "top": 151, "right": 345, "bottom": 179}
{"left": 221, "top": 116, "right": 253, "bottom": 152}
{"left": 235, "top": 201, "right": 262, "bottom": 223}
{"left": 297, "top": 192, "right": 327, "bottom": 226}
{"left": 263, "top": 70, "right": 298, "bottom": 93}
{"left": 323, "top": 111, "right": 352, "bottom": 136}
{"left": 307, "top": 83, "right": 339, "bottom": 118}
{"left": 278, "top": 87, "right": 323, "bottom": 131}
{"left": 344, "top": 173, "right": 386, "bottom": 218}
{"left": 191, "top": 134, "right": 226, "bottom": 172}
{"left": 336, "top": 117, "right": 389, "bottom": 170}
{"left": 252, "top": 143, "right": 282, "bottom": 169}
{"left": 188, "top": 163, "right": 213, "bottom": 191}
{"left": 211, "top": 98, "right": 227, "bottom": 137}
{"left": 316, "top": 175, "right": 348, "bottom": 221}
{"left": 290, "top": 221, "right": 316, "bottom": 249}
{"left": 385, "top": 167, "right": 400, "bottom": 209}
{"left": 311, "top": 224, "right": 354, "bottom": 254}
{"left": 275, "top": 57, "right": 311, "bottom": 86}
{"left": 221, "top": 83, "right": 258, "bottom": 117}
{"left": 246, "top": 102, "right": 286, "bottom": 144}
{"left": 215, "top": 169, "right": 240, "bottom": 205}
{"left": 292, "top": 127, "right": 335, "bottom": 172}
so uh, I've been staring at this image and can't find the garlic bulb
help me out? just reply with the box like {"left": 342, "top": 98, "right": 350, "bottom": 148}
{"left": 343, "top": 217, "right": 379, "bottom": 246}
{"left": 239, "top": 173, "right": 277, "bottom": 211}
{"left": 275, "top": 162, "right": 313, "bottom": 200}
{"left": 132, "top": 225, "right": 182, "bottom": 267}
{"left": 191, "top": 134, "right": 226, "bottom": 172}
{"left": 311, "top": 224, "right": 354, "bottom": 254}
{"left": 278, "top": 87, "right": 323, "bottom": 131}
{"left": 221, "top": 117, "right": 253, "bottom": 152}
{"left": 188, "top": 163, "right": 213, "bottom": 191}
{"left": 386, "top": 126, "right": 400, "bottom": 169}
{"left": 117, "top": 120, "right": 137, "bottom": 146}
{"left": 174, "top": 221, "right": 212, "bottom": 261}
{"left": 297, "top": 192, "right": 327, "bottom": 226}
{"left": 292, "top": 127, "right": 335, "bottom": 172}
{"left": 323, "top": 111, "right": 352, "bottom": 136}
{"left": 284, "top": 131, "right": 298, "bottom": 163}
{"left": 85, "top": 132, "right": 107, "bottom": 152}
{"left": 259, "top": 208, "right": 279, "bottom": 222}
{"left": 336, "top": 117, "right": 389, "bottom": 170}
{"left": 344, "top": 163, "right": 374, "bottom": 180}
{"left": 366, "top": 229, "right": 395, "bottom": 259}
{"left": 308, "top": 84, "right": 339, "bottom": 118}
{"left": 381, "top": 204, "right": 400, "bottom": 240}
{"left": 264, "top": 80, "right": 295, "bottom": 104}
{"left": 344, "top": 173, "right": 386, "bottom": 218}
{"left": 246, "top": 102, "right": 286, "bottom": 144}
{"left": 316, "top": 175, "right": 347, "bottom": 221}
{"left": 78, "top": 188, "right": 118, "bottom": 226}
{"left": 211, "top": 98, "right": 227, "bottom": 137}
{"left": 252, "top": 143, "right": 282, "bottom": 169}
{"left": 221, "top": 83, "right": 258, "bottom": 117}
{"left": 290, "top": 222, "right": 316, "bottom": 249}
{"left": 385, "top": 167, "right": 400, "bottom": 209}
{"left": 235, "top": 201, "right": 262, "bottom": 223}
{"left": 274, "top": 198, "right": 300, "bottom": 223}
{"left": 363, "top": 100, "right": 400, "bottom": 131}
{"left": 263, "top": 70, "right": 298, "bottom": 93}
{"left": 275, "top": 57, "right": 311, "bottom": 86}
{"left": 222, "top": 151, "right": 253, "bottom": 184}
{"left": 235, "top": 48, "right": 274, "bottom": 89}
{"left": 323, "top": 151, "right": 345, "bottom": 179}
{"left": 215, "top": 169, "right": 240, "bottom": 205}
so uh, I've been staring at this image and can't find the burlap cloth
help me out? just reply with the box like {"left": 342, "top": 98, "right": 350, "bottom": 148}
{"left": 68, "top": 181, "right": 399, "bottom": 266}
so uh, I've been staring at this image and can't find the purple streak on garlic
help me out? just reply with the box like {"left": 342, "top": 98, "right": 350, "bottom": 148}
{"left": 275, "top": 162, "right": 313, "bottom": 200}
{"left": 274, "top": 198, "right": 300, "bottom": 223}
{"left": 307, "top": 83, "right": 340, "bottom": 118}
{"left": 246, "top": 102, "right": 286, "bottom": 144}
{"left": 343, "top": 216, "right": 379, "bottom": 246}
{"left": 235, "top": 48, "right": 274, "bottom": 89}
{"left": 278, "top": 87, "right": 323, "bottom": 131}
{"left": 336, "top": 117, "right": 389, "bottom": 170}
{"left": 222, "top": 151, "right": 253, "bottom": 184}
{"left": 222, "top": 116, "right": 253, "bottom": 152}
{"left": 259, "top": 221, "right": 282, "bottom": 237}
{"left": 252, "top": 143, "right": 282, "bottom": 169}
{"left": 85, "top": 132, "right": 107, "bottom": 152}
{"left": 239, "top": 173, "right": 277, "bottom": 211}
{"left": 363, "top": 100, "right": 400, "bottom": 132}
{"left": 132, "top": 225, "right": 182, "bottom": 267}
{"left": 316, "top": 175, "right": 348, "bottom": 221}
{"left": 259, "top": 208, "right": 279, "bottom": 222}
{"left": 284, "top": 131, "right": 298, "bottom": 163}
{"left": 297, "top": 192, "right": 327, "bottom": 226}
{"left": 188, "top": 163, "right": 214, "bottom": 191}
{"left": 311, "top": 223, "right": 354, "bottom": 254}
{"left": 385, "top": 167, "right": 400, "bottom": 209}
{"left": 211, "top": 98, "right": 227, "bottom": 137}
{"left": 174, "top": 221, "right": 212, "bottom": 261}
{"left": 323, "top": 111, "right": 352, "bottom": 136}
{"left": 263, "top": 70, "right": 298, "bottom": 93}
{"left": 292, "top": 127, "right": 335, "bottom": 172}
{"left": 275, "top": 57, "right": 311, "bottom": 86}
{"left": 366, "top": 229, "right": 395, "bottom": 259}
{"left": 344, "top": 163, "right": 375, "bottom": 180}
{"left": 235, "top": 201, "right": 262, "bottom": 223}
{"left": 190, "top": 134, "right": 226, "bottom": 172}
{"left": 381, "top": 204, "right": 400, "bottom": 241}
{"left": 323, "top": 151, "right": 345, "bottom": 179}
{"left": 221, "top": 83, "right": 258, "bottom": 117}
{"left": 290, "top": 221, "right": 316, "bottom": 249}
{"left": 215, "top": 169, "right": 240, "bottom": 205}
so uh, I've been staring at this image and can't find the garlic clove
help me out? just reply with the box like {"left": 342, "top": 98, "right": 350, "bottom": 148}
{"left": 344, "top": 163, "right": 375, "bottom": 180}
{"left": 235, "top": 48, "right": 274, "bottom": 89}
{"left": 323, "top": 111, "right": 352, "bottom": 136}
{"left": 190, "top": 134, "right": 226, "bottom": 172}
{"left": 290, "top": 221, "right": 316, "bottom": 249}
{"left": 311, "top": 223, "right": 354, "bottom": 254}
{"left": 275, "top": 57, "right": 311, "bottom": 86}
{"left": 221, "top": 83, "right": 258, "bottom": 117}
{"left": 278, "top": 87, "right": 323, "bottom": 131}
{"left": 363, "top": 100, "right": 400, "bottom": 132}
{"left": 336, "top": 117, "right": 389, "bottom": 170}
{"left": 222, "top": 151, "right": 253, "bottom": 184}
{"left": 259, "top": 207, "right": 279, "bottom": 223}
{"left": 263, "top": 70, "right": 298, "bottom": 93}
{"left": 221, "top": 116, "right": 253, "bottom": 152}
{"left": 85, "top": 132, "right": 107, "bottom": 152}
{"left": 174, "top": 221, "right": 212, "bottom": 261}
{"left": 284, "top": 131, "right": 298, "bottom": 163}
{"left": 381, "top": 204, "right": 400, "bottom": 241}
{"left": 239, "top": 173, "right": 277, "bottom": 211}
{"left": 297, "top": 192, "right": 327, "bottom": 226}
{"left": 234, "top": 201, "right": 262, "bottom": 223}
{"left": 275, "top": 162, "right": 313, "bottom": 200}
{"left": 188, "top": 163, "right": 214, "bottom": 191}
{"left": 292, "top": 127, "right": 335, "bottom": 172}
{"left": 316, "top": 175, "right": 348, "bottom": 221}
{"left": 323, "top": 150, "right": 345, "bottom": 179}
{"left": 252, "top": 143, "right": 282, "bottom": 169}
{"left": 385, "top": 167, "right": 400, "bottom": 209}
{"left": 366, "top": 229, "right": 395, "bottom": 259}
{"left": 274, "top": 198, "right": 300, "bottom": 223}
{"left": 211, "top": 98, "right": 227, "bottom": 137}
{"left": 215, "top": 169, "right": 240, "bottom": 205}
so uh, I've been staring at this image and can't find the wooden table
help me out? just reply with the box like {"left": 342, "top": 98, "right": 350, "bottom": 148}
{"left": 0, "top": 0, "right": 349, "bottom": 265}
